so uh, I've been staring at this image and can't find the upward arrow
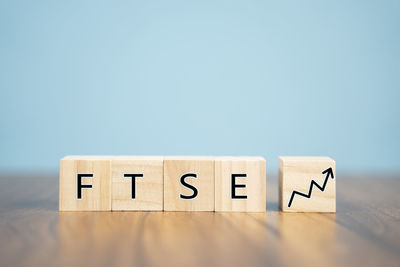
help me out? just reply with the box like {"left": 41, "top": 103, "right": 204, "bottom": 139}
{"left": 322, "top": 167, "right": 334, "bottom": 179}
{"left": 287, "top": 167, "right": 335, "bottom": 208}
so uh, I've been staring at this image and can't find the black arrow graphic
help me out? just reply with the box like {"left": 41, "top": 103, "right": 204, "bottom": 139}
{"left": 287, "top": 167, "right": 334, "bottom": 208}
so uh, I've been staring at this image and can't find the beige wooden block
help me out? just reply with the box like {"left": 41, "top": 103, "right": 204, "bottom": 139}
{"left": 111, "top": 156, "right": 163, "bottom": 211}
{"left": 59, "top": 156, "right": 112, "bottom": 211}
{"left": 164, "top": 156, "right": 214, "bottom": 211}
{"left": 215, "top": 157, "right": 266, "bottom": 212}
{"left": 279, "top": 156, "right": 336, "bottom": 212}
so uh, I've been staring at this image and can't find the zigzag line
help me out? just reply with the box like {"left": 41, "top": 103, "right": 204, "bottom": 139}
{"left": 287, "top": 168, "right": 334, "bottom": 208}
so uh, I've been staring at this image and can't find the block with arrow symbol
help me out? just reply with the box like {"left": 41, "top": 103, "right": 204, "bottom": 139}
{"left": 279, "top": 156, "right": 336, "bottom": 212}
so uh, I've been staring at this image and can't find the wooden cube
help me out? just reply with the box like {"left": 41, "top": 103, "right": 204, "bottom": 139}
{"left": 111, "top": 156, "right": 163, "bottom": 211}
{"left": 215, "top": 157, "right": 266, "bottom": 212}
{"left": 279, "top": 156, "right": 336, "bottom": 212}
{"left": 59, "top": 156, "right": 111, "bottom": 211}
{"left": 164, "top": 156, "right": 214, "bottom": 211}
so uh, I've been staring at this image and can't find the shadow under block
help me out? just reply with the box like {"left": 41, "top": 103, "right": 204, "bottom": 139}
{"left": 215, "top": 157, "right": 266, "bottom": 212}
{"left": 279, "top": 156, "right": 336, "bottom": 213}
{"left": 59, "top": 156, "right": 111, "bottom": 211}
{"left": 163, "top": 157, "right": 214, "bottom": 211}
{"left": 111, "top": 156, "right": 163, "bottom": 211}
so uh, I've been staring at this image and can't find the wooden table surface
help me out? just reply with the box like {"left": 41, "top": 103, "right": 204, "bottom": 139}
{"left": 0, "top": 173, "right": 399, "bottom": 267}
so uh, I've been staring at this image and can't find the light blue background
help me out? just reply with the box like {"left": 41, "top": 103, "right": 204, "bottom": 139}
{"left": 1, "top": 0, "right": 399, "bottom": 172}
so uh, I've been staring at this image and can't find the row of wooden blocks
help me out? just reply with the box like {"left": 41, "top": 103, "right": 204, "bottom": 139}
{"left": 59, "top": 156, "right": 336, "bottom": 212}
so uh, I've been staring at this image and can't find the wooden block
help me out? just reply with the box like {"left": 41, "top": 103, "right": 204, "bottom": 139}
{"left": 59, "top": 156, "right": 111, "bottom": 211}
{"left": 164, "top": 156, "right": 214, "bottom": 211}
{"left": 215, "top": 157, "right": 266, "bottom": 212}
{"left": 111, "top": 156, "right": 163, "bottom": 211}
{"left": 279, "top": 156, "right": 336, "bottom": 212}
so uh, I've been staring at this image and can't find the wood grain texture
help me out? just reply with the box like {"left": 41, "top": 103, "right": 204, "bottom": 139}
{"left": 279, "top": 156, "right": 336, "bottom": 212}
{"left": 215, "top": 157, "right": 266, "bottom": 212}
{"left": 111, "top": 156, "right": 163, "bottom": 211}
{"left": 59, "top": 156, "right": 111, "bottom": 211}
{"left": 1, "top": 173, "right": 399, "bottom": 267}
{"left": 164, "top": 156, "right": 214, "bottom": 211}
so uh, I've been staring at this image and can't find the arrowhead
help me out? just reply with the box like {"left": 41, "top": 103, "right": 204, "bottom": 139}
{"left": 322, "top": 167, "right": 334, "bottom": 179}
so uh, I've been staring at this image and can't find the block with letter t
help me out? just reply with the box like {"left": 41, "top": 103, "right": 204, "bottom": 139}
{"left": 111, "top": 156, "right": 163, "bottom": 211}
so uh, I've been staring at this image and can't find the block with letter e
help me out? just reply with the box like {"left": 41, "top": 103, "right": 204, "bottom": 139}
{"left": 215, "top": 157, "right": 266, "bottom": 212}
{"left": 59, "top": 156, "right": 111, "bottom": 211}
{"left": 279, "top": 156, "right": 336, "bottom": 212}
